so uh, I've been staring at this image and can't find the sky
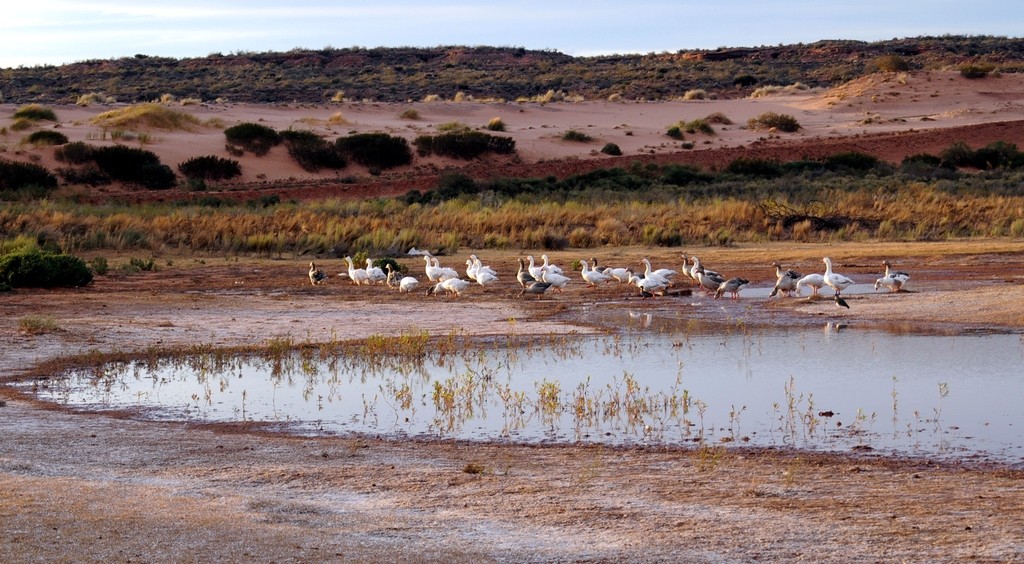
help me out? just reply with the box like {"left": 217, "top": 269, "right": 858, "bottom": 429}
{"left": 3, "top": 1, "right": 1023, "bottom": 69}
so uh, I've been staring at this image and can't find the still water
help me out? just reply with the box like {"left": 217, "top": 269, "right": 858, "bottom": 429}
{"left": 25, "top": 319, "right": 1024, "bottom": 464}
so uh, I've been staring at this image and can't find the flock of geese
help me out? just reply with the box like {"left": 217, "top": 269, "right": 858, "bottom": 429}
{"left": 309, "top": 252, "right": 911, "bottom": 307}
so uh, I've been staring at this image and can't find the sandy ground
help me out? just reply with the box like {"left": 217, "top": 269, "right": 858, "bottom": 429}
{"left": 2, "top": 242, "right": 1024, "bottom": 562}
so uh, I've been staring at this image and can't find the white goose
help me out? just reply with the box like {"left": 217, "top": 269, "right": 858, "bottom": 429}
{"left": 580, "top": 259, "right": 612, "bottom": 286}
{"left": 875, "top": 260, "right": 910, "bottom": 292}
{"left": 365, "top": 258, "right": 387, "bottom": 285}
{"left": 474, "top": 267, "right": 499, "bottom": 289}
{"left": 822, "top": 257, "right": 855, "bottom": 297}
{"left": 680, "top": 254, "right": 695, "bottom": 281}
{"left": 796, "top": 273, "right": 825, "bottom": 297}
{"left": 541, "top": 254, "right": 564, "bottom": 276}
{"left": 424, "top": 256, "right": 457, "bottom": 282}
{"left": 526, "top": 255, "right": 544, "bottom": 280}
{"left": 541, "top": 267, "right": 570, "bottom": 292}
{"left": 427, "top": 277, "right": 471, "bottom": 298}
{"left": 606, "top": 265, "right": 632, "bottom": 283}
{"left": 641, "top": 258, "right": 676, "bottom": 285}
{"left": 688, "top": 256, "right": 719, "bottom": 284}
{"left": 344, "top": 256, "right": 370, "bottom": 286}
{"left": 399, "top": 276, "right": 420, "bottom": 293}
{"left": 628, "top": 272, "right": 667, "bottom": 297}
{"left": 471, "top": 255, "right": 498, "bottom": 279}
{"left": 308, "top": 261, "right": 327, "bottom": 286}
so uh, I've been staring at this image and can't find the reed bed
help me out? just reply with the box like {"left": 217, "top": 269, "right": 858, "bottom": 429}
{"left": 3, "top": 175, "right": 1024, "bottom": 256}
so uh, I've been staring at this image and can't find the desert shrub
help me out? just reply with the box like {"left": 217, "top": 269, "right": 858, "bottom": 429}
{"left": 326, "top": 112, "right": 349, "bottom": 125}
{"left": 414, "top": 131, "right": 515, "bottom": 159}
{"left": 280, "top": 130, "right": 346, "bottom": 171}
{"left": 76, "top": 92, "right": 116, "bottom": 106}
{"left": 91, "top": 145, "right": 176, "bottom": 189}
{"left": 704, "top": 112, "right": 733, "bottom": 125}
{"left": 902, "top": 153, "right": 942, "bottom": 167}
{"left": 485, "top": 117, "right": 506, "bottom": 131}
{"left": 10, "top": 118, "right": 34, "bottom": 132}
{"left": 437, "top": 121, "right": 470, "bottom": 132}
{"left": 89, "top": 257, "right": 109, "bottom": 275}
{"left": 824, "top": 151, "right": 879, "bottom": 171}
{"left": 54, "top": 142, "right": 95, "bottom": 164}
{"left": 747, "top": 112, "right": 800, "bottom": 132}
{"left": 600, "top": 142, "right": 622, "bottom": 156}
{"left": 733, "top": 75, "right": 758, "bottom": 87}
{"left": 0, "top": 159, "right": 58, "bottom": 192}
{"left": 561, "top": 129, "right": 592, "bottom": 142}
{"left": 24, "top": 130, "right": 68, "bottom": 146}
{"left": 725, "top": 157, "right": 784, "bottom": 178}
{"left": 91, "top": 103, "right": 200, "bottom": 131}
{"left": 972, "top": 141, "right": 1024, "bottom": 169}
{"left": 178, "top": 155, "right": 243, "bottom": 180}
{"left": 939, "top": 141, "right": 976, "bottom": 168}
{"left": 224, "top": 122, "right": 282, "bottom": 156}
{"left": 58, "top": 164, "right": 110, "bottom": 186}
{"left": 682, "top": 89, "right": 707, "bottom": 100}
{"left": 12, "top": 104, "right": 57, "bottom": 122}
{"left": 336, "top": 132, "right": 412, "bottom": 169}
{"left": 874, "top": 55, "right": 910, "bottom": 73}
{"left": 666, "top": 125, "right": 684, "bottom": 140}
{"left": 398, "top": 108, "right": 420, "bottom": 120}
{"left": 0, "top": 249, "right": 93, "bottom": 288}
{"left": 680, "top": 119, "right": 714, "bottom": 135}
{"left": 661, "top": 164, "right": 713, "bottom": 186}
{"left": 960, "top": 63, "right": 996, "bottom": 79}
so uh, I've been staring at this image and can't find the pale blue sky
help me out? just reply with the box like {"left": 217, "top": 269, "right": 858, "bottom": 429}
{"left": 3, "top": 1, "right": 1022, "bottom": 68}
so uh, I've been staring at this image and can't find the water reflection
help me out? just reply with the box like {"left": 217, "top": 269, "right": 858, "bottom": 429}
{"left": 21, "top": 323, "right": 1024, "bottom": 464}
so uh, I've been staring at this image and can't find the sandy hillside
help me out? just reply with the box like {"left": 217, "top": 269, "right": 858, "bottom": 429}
{"left": 4, "top": 71, "right": 1024, "bottom": 192}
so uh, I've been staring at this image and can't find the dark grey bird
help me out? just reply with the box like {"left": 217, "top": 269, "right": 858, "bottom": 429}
{"left": 308, "top": 261, "right": 328, "bottom": 285}
{"left": 768, "top": 261, "right": 802, "bottom": 298}
{"left": 518, "top": 281, "right": 552, "bottom": 299}
{"left": 517, "top": 257, "right": 536, "bottom": 288}
{"left": 715, "top": 277, "right": 750, "bottom": 299}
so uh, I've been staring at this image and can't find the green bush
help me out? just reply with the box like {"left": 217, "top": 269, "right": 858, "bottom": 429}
{"left": 89, "top": 256, "right": 109, "bottom": 275}
{"left": 224, "top": 122, "right": 282, "bottom": 156}
{"left": 561, "top": 129, "right": 592, "bottom": 142}
{"left": 939, "top": 141, "right": 976, "bottom": 168}
{"left": 0, "top": 159, "right": 58, "bottom": 192}
{"left": 91, "top": 145, "right": 176, "bottom": 189}
{"left": 58, "top": 164, "right": 110, "bottom": 186}
{"left": 178, "top": 155, "right": 243, "bottom": 180}
{"left": 725, "top": 157, "right": 784, "bottom": 178}
{"left": 54, "top": 141, "right": 96, "bottom": 164}
{"left": 666, "top": 125, "right": 684, "bottom": 140}
{"left": 824, "top": 151, "right": 879, "bottom": 171}
{"left": 12, "top": 104, "right": 57, "bottom": 122}
{"left": 280, "top": 130, "right": 346, "bottom": 171}
{"left": 336, "top": 132, "right": 412, "bottom": 169}
{"left": 25, "top": 130, "right": 69, "bottom": 146}
{"left": 485, "top": 117, "right": 506, "bottom": 131}
{"left": 747, "top": 112, "right": 801, "bottom": 132}
{"left": 733, "top": 75, "right": 758, "bottom": 87}
{"left": 0, "top": 250, "right": 93, "bottom": 288}
{"left": 414, "top": 131, "right": 515, "bottom": 159}
{"left": 972, "top": 141, "right": 1024, "bottom": 169}
{"left": 600, "top": 142, "right": 622, "bottom": 156}
{"left": 661, "top": 164, "right": 713, "bottom": 186}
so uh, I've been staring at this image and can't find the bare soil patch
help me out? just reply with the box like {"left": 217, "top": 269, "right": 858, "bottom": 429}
{"left": 2, "top": 242, "right": 1023, "bottom": 561}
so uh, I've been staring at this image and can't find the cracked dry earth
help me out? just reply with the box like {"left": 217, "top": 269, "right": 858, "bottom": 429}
{"left": 2, "top": 242, "right": 1024, "bottom": 562}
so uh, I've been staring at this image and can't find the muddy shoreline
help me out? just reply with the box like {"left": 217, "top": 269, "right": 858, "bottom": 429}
{"left": 2, "top": 242, "right": 1023, "bottom": 561}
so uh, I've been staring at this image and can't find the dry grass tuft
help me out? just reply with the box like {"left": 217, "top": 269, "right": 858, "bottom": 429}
{"left": 90, "top": 103, "right": 202, "bottom": 131}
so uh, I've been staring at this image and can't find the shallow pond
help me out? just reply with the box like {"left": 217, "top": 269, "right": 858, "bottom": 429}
{"left": 23, "top": 316, "right": 1024, "bottom": 464}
